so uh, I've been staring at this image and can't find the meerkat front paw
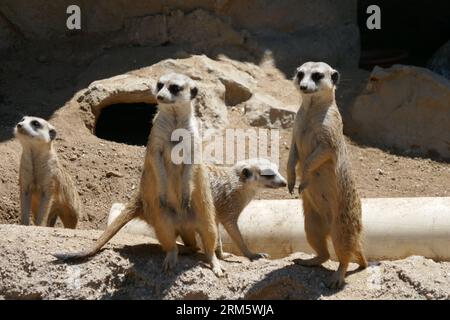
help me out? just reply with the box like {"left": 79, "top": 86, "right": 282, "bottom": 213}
{"left": 288, "top": 181, "right": 295, "bottom": 195}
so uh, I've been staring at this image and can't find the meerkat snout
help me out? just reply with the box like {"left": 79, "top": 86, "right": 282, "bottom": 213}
{"left": 154, "top": 73, "right": 198, "bottom": 105}
{"left": 294, "top": 62, "right": 340, "bottom": 95}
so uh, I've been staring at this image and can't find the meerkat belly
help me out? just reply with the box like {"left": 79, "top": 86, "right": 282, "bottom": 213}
{"left": 305, "top": 162, "right": 338, "bottom": 216}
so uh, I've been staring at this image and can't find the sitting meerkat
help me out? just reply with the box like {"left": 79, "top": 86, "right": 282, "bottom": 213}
{"left": 54, "top": 73, "right": 223, "bottom": 276}
{"left": 109, "top": 159, "right": 287, "bottom": 261}
{"left": 14, "top": 116, "right": 81, "bottom": 228}
{"left": 287, "top": 62, "right": 368, "bottom": 288}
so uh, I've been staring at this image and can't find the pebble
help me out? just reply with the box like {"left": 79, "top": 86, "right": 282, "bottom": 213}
{"left": 106, "top": 171, "right": 123, "bottom": 178}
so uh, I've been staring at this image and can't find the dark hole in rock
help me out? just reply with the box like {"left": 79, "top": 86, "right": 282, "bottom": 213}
{"left": 95, "top": 103, "right": 158, "bottom": 146}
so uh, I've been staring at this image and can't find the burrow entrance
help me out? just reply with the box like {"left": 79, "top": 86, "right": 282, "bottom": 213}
{"left": 95, "top": 102, "right": 158, "bottom": 146}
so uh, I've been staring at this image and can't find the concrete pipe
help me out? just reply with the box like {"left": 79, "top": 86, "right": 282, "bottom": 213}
{"left": 108, "top": 197, "right": 450, "bottom": 261}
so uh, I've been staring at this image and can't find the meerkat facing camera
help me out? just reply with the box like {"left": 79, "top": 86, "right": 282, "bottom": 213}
{"left": 14, "top": 116, "right": 81, "bottom": 228}
{"left": 54, "top": 73, "right": 223, "bottom": 276}
{"left": 287, "top": 62, "right": 367, "bottom": 288}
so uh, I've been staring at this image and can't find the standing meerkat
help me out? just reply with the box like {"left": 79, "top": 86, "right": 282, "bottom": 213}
{"left": 54, "top": 73, "right": 223, "bottom": 276}
{"left": 115, "top": 159, "right": 287, "bottom": 260}
{"left": 287, "top": 62, "right": 368, "bottom": 288}
{"left": 14, "top": 116, "right": 81, "bottom": 228}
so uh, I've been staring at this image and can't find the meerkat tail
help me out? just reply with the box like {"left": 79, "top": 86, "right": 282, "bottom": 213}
{"left": 53, "top": 196, "right": 142, "bottom": 260}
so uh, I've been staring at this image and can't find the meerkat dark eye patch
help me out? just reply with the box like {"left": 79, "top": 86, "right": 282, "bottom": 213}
{"left": 190, "top": 87, "right": 198, "bottom": 99}
{"left": 296, "top": 71, "right": 304, "bottom": 82}
{"left": 169, "top": 84, "right": 182, "bottom": 95}
{"left": 156, "top": 82, "right": 164, "bottom": 91}
{"left": 311, "top": 72, "right": 324, "bottom": 82}
{"left": 331, "top": 71, "right": 340, "bottom": 85}
{"left": 49, "top": 129, "right": 57, "bottom": 140}
{"left": 242, "top": 168, "right": 252, "bottom": 179}
{"left": 31, "top": 120, "right": 42, "bottom": 129}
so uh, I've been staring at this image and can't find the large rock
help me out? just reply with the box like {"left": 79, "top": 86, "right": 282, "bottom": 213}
{"left": 76, "top": 55, "right": 260, "bottom": 131}
{"left": 0, "top": 225, "right": 450, "bottom": 299}
{"left": 351, "top": 65, "right": 450, "bottom": 159}
{"left": 0, "top": 0, "right": 356, "bottom": 39}
{"left": 0, "top": 1, "right": 360, "bottom": 72}
{"left": 0, "top": 224, "right": 449, "bottom": 299}
{"left": 244, "top": 93, "right": 297, "bottom": 129}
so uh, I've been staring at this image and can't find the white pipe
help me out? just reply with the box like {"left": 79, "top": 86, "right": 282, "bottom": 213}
{"left": 108, "top": 198, "right": 450, "bottom": 261}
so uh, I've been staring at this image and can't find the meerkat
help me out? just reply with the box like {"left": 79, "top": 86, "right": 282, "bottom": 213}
{"left": 287, "top": 62, "right": 368, "bottom": 288}
{"left": 110, "top": 158, "right": 287, "bottom": 261}
{"left": 54, "top": 73, "right": 223, "bottom": 276}
{"left": 14, "top": 116, "right": 81, "bottom": 228}
{"left": 209, "top": 158, "right": 287, "bottom": 260}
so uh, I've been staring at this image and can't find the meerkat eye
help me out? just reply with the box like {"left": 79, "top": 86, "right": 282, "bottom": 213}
{"left": 296, "top": 71, "right": 304, "bottom": 81}
{"left": 169, "top": 84, "right": 182, "bottom": 94}
{"left": 31, "top": 120, "right": 41, "bottom": 129}
{"left": 311, "top": 72, "right": 324, "bottom": 82}
{"left": 156, "top": 82, "right": 164, "bottom": 91}
{"left": 242, "top": 168, "right": 253, "bottom": 179}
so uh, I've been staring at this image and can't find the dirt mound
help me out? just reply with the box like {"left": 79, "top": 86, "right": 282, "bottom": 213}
{"left": 0, "top": 224, "right": 448, "bottom": 300}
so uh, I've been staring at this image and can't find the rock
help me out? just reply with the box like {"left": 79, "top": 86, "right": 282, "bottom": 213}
{"left": 254, "top": 24, "right": 360, "bottom": 74}
{"left": 428, "top": 40, "right": 450, "bottom": 80}
{"left": 244, "top": 93, "right": 297, "bottom": 129}
{"left": 0, "top": 224, "right": 449, "bottom": 300}
{"left": 77, "top": 55, "right": 262, "bottom": 132}
{"left": 0, "top": 1, "right": 360, "bottom": 72}
{"left": 351, "top": 65, "right": 450, "bottom": 159}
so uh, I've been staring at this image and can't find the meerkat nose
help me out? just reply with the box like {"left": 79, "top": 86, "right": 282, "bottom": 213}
{"left": 300, "top": 85, "right": 308, "bottom": 91}
{"left": 17, "top": 123, "right": 22, "bottom": 128}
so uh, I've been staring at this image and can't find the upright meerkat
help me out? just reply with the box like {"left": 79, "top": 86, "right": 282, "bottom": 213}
{"left": 54, "top": 73, "right": 223, "bottom": 276}
{"left": 112, "top": 159, "right": 287, "bottom": 260}
{"left": 287, "top": 62, "right": 367, "bottom": 288}
{"left": 14, "top": 116, "right": 81, "bottom": 228}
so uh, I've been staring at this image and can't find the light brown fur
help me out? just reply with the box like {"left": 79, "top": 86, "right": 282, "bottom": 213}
{"left": 287, "top": 62, "right": 367, "bottom": 288}
{"left": 53, "top": 74, "right": 223, "bottom": 276}
{"left": 15, "top": 116, "right": 81, "bottom": 228}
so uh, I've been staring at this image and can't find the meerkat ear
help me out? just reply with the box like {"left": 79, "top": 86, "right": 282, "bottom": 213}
{"left": 331, "top": 70, "right": 340, "bottom": 85}
{"left": 190, "top": 87, "right": 198, "bottom": 99}
{"left": 49, "top": 129, "right": 57, "bottom": 141}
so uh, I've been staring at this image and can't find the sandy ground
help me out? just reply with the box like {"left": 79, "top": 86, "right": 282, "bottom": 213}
{"left": 0, "top": 224, "right": 448, "bottom": 300}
